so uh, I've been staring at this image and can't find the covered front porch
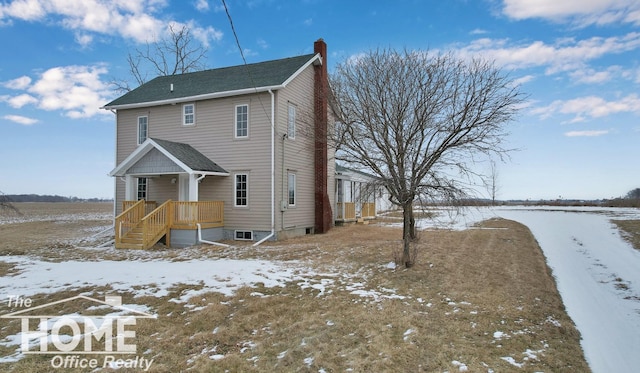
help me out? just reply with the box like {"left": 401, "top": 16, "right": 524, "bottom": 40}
{"left": 110, "top": 138, "right": 229, "bottom": 249}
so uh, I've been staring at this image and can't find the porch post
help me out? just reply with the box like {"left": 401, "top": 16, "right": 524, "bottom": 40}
{"left": 179, "top": 173, "right": 199, "bottom": 201}
{"left": 125, "top": 175, "right": 136, "bottom": 200}
{"left": 188, "top": 174, "right": 199, "bottom": 201}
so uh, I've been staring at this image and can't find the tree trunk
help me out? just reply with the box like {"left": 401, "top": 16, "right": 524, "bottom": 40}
{"left": 402, "top": 203, "right": 414, "bottom": 268}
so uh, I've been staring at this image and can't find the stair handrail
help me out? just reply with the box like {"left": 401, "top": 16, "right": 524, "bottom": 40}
{"left": 115, "top": 199, "right": 146, "bottom": 246}
{"left": 140, "top": 199, "right": 173, "bottom": 249}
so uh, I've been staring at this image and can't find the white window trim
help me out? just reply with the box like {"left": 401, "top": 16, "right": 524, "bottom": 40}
{"left": 183, "top": 103, "right": 195, "bottom": 126}
{"left": 234, "top": 173, "right": 249, "bottom": 207}
{"left": 287, "top": 103, "right": 296, "bottom": 139}
{"left": 234, "top": 230, "right": 253, "bottom": 241}
{"left": 137, "top": 177, "right": 147, "bottom": 200}
{"left": 137, "top": 116, "right": 148, "bottom": 145}
{"left": 235, "top": 104, "right": 249, "bottom": 139}
{"left": 288, "top": 172, "right": 296, "bottom": 207}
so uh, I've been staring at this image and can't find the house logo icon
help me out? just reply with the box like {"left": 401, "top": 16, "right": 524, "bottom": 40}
{"left": 1, "top": 294, "right": 156, "bottom": 356}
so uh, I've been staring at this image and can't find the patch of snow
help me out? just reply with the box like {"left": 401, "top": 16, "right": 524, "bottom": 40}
{"left": 0, "top": 258, "right": 316, "bottom": 301}
{"left": 303, "top": 356, "right": 314, "bottom": 367}
{"left": 500, "top": 356, "right": 524, "bottom": 368}
{"left": 209, "top": 354, "right": 225, "bottom": 360}
{"left": 451, "top": 360, "right": 469, "bottom": 372}
{"left": 403, "top": 328, "right": 415, "bottom": 341}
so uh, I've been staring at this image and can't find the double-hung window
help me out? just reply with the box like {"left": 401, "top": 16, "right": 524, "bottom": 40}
{"left": 183, "top": 103, "right": 195, "bottom": 126}
{"left": 287, "top": 103, "right": 296, "bottom": 139}
{"left": 235, "top": 173, "right": 248, "bottom": 207}
{"left": 137, "top": 116, "right": 148, "bottom": 144}
{"left": 235, "top": 104, "right": 248, "bottom": 138}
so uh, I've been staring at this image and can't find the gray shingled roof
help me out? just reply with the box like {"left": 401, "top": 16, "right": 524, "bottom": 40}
{"left": 152, "top": 138, "right": 227, "bottom": 174}
{"left": 104, "top": 54, "right": 317, "bottom": 108}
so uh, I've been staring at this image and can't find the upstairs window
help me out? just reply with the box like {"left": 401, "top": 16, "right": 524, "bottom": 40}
{"left": 287, "top": 103, "right": 296, "bottom": 139}
{"left": 183, "top": 103, "right": 195, "bottom": 126}
{"left": 235, "top": 104, "right": 248, "bottom": 138}
{"left": 137, "top": 116, "right": 148, "bottom": 144}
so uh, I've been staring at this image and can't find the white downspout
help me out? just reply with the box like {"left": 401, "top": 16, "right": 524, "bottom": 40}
{"left": 197, "top": 223, "right": 230, "bottom": 248}
{"left": 253, "top": 89, "right": 276, "bottom": 246}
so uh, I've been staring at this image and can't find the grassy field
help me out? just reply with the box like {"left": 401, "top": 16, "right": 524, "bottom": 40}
{"left": 612, "top": 220, "right": 640, "bottom": 251}
{"left": 0, "top": 203, "right": 592, "bottom": 372}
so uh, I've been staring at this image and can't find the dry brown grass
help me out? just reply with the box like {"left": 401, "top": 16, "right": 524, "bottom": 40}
{"left": 612, "top": 219, "right": 640, "bottom": 251}
{"left": 0, "top": 205, "right": 591, "bottom": 373}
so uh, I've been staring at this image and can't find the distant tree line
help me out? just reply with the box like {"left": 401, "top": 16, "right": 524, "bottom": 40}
{"left": 3, "top": 194, "right": 113, "bottom": 203}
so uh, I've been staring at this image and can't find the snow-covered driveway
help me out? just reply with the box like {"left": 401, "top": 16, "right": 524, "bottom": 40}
{"left": 486, "top": 206, "right": 640, "bottom": 373}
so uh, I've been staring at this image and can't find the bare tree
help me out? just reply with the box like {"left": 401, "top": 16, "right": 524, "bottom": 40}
{"left": 112, "top": 24, "right": 208, "bottom": 92}
{"left": 330, "top": 49, "right": 524, "bottom": 268}
{"left": 487, "top": 159, "right": 501, "bottom": 205}
{"left": 0, "top": 191, "right": 21, "bottom": 215}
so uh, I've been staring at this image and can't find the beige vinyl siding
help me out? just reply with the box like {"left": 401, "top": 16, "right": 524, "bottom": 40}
{"left": 274, "top": 66, "right": 317, "bottom": 231}
{"left": 113, "top": 94, "right": 273, "bottom": 230}
{"left": 112, "top": 63, "right": 335, "bottom": 234}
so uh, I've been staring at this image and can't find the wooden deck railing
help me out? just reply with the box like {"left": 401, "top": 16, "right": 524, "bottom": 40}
{"left": 361, "top": 202, "right": 376, "bottom": 218}
{"left": 336, "top": 202, "right": 356, "bottom": 221}
{"left": 123, "top": 200, "right": 157, "bottom": 215}
{"left": 115, "top": 199, "right": 146, "bottom": 245}
{"left": 140, "top": 200, "right": 172, "bottom": 250}
{"left": 172, "top": 201, "right": 224, "bottom": 229}
{"left": 335, "top": 202, "right": 376, "bottom": 221}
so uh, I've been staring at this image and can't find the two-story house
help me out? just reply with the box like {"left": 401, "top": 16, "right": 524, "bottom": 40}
{"left": 103, "top": 39, "right": 334, "bottom": 249}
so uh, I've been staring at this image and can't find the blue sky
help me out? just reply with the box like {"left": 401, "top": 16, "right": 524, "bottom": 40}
{"left": 0, "top": 0, "right": 639, "bottom": 200}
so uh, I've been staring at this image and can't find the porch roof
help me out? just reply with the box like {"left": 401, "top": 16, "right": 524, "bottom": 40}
{"left": 109, "top": 138, "right": 229, "bottom": 177}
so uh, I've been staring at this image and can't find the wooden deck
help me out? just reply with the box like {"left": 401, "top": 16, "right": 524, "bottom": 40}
{"left": 115, "top": 200, "right": 224, "bottom": 249}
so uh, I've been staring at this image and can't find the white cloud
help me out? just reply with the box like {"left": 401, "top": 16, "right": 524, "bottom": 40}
{"left": 304, "top": 18, "right": 313, "bottom": 26}
{"left": 2, "top": 64, "right": 115, "bottom": 119}
{"left": 569, "top": 66, "right": 622, "bottom": 84}
{"left": 257, "top": 38, "right": 269, "bottom": 49}
{"left": 195, "top": 0, "right": 209, "bottom": 11}
{"left": 469, "top": 28, "right": 488, "bottom": 35}
{"left": 0, "top": 0, "right": 222, "bottom": 47}
{"left": 3, "top": 76, "right": 31, "bottom": 89}
{"left": 5, "top": 93, "right": 38, "bottom": 108}
{"left": 532, "top": 94, "right": 640, "bottom": 121}
{"left": 454, "top": 33, "right": 640, "bottom": 76}
{"left": 513, "top": 74, "right": 535, "bottom": 85}
{"left": 3, "top": 114, "right": 38, "bottom": 125}
{"left": 564, "top": 130, "right": 609, "bottom": 137}
{"left": 502, "top": 0, "right": 640, "bottom": 26}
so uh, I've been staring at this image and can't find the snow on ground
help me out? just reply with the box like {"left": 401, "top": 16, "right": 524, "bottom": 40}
{"left": 420, "top": 205, "right": 640, "bottom": 373}
{"left": 0, "top": 257, "right": 315, "bottom": 300}
{"left": 1, "top": 205, "right": 639, "bottom": 371}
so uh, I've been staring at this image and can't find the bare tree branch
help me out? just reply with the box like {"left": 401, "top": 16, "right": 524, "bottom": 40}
{"left": 111, "top": 24, "right": 208, "bottom": 93}
{"left": 330, "top": 48, "right": 526, "bottom": 267}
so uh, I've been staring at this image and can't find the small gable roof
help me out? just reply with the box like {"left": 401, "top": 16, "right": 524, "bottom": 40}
{"left": 109, "top": 138, "right": 228, "bottom": 177}
{"left": 103, "top": 53, "right": 321, "bottom": 110}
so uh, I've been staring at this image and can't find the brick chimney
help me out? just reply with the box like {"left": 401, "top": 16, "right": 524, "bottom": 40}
{"left": 313, "top": 39, "right": 332, "bottom": 233}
